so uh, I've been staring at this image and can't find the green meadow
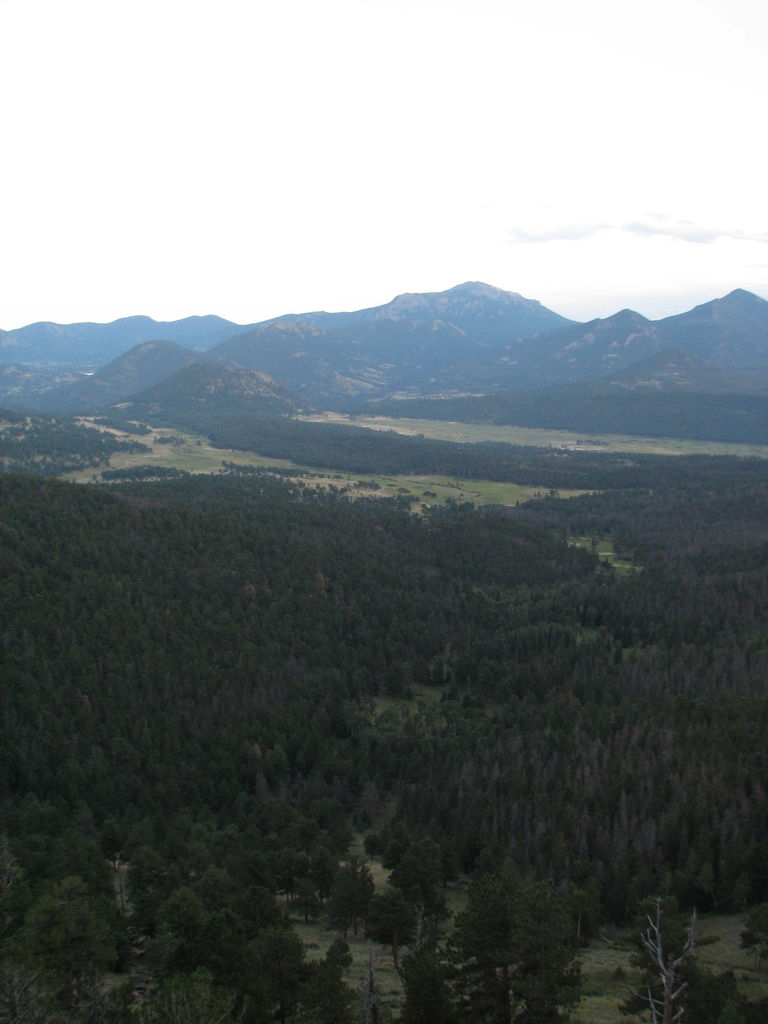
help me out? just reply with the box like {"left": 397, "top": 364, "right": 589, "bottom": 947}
{"left": 327, "top": 413, "right": 768, "bottom": 459}
{"left": 69, "top": 421, "right": 591, "bottom": 507}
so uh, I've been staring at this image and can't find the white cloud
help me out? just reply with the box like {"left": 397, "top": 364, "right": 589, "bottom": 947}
{"left": 505, "top": 225, "right": 610, "bottom": 244}
{"left": 622, "top": 218, "right": 768, "bottom": 246}
{"left": 504, "top": 217, "right": 768, "bottom": 247}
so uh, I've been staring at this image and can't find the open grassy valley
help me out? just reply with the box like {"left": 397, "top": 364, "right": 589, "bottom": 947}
{"left": 320, "top": 412, "right": 768, "bottom": 459}
{"left": 48, "top": 418, "right": 592, "bottom": 507}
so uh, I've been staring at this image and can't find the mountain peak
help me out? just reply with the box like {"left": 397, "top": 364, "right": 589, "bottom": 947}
{"left": 611, "top": 308, "right": 652, "bottom": 324}
{"left": 384, "top": 282, "right": 566, "bottom": 320}
{"left": 389, "top": 282, "right": 529, "bottom": 306}
{"left": 718, "top": 288, "right": 767, "bottom": 308}
{"left": 445, "top": 282, "right": 524, "bottom": 301}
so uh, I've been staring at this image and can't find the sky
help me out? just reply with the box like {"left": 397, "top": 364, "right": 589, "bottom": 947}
{"left": 1, "top": 0, "right": 766, "bottom": 329}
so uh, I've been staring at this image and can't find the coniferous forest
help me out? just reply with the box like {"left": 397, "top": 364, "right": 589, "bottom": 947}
{"left": 1, "top": 439, "right": 768, "bottom": 1021}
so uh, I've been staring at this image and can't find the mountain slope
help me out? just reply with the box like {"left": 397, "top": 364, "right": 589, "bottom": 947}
{"left": 429, "top": 291, "right": 768, "bottom": 394}
{"left": 430, "top": 309, "right": 661, "bottom": 392}
{"left": 0, "top": 363, "right": 84, "bottom": 407}
{"left": 22, "top": 339, "right": 199, "bottom": 412}
{"left": 655, "top": 288, "right": 768, "bottom": 367}
{"left": 211, "top": 317, "right": 478, "bottom": 401}
{"left": 597, "top": 347, "right": 764, "bottom": 394}
{"left": 117, "top": 362, "right": 309, "bottom": 425}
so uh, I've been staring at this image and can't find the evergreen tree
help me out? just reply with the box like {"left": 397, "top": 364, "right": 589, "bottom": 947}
{"left": 22, "top": 876, "right": 117, "bottom": 1009}
{"left": 365, "top": 889, "right": 416, "bottom": 969}
{"left": 448, "top": 874, "right": 580, "bottom": 1024}
{"left": 399, "top": 941, "right": 455, "bottom": 1024}
{"left": 328, "top": 859, "right": 374, "bottom": 939}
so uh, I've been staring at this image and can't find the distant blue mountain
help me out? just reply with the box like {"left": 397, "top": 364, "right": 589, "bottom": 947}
{"left": 0, "top": 314, "right": 243, "bottom": 368}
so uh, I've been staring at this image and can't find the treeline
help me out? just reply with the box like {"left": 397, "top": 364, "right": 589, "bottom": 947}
{"left": 1, "top": 455, "right": 768, "bottom": 1019}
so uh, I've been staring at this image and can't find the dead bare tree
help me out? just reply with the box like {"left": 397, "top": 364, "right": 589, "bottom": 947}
{"left": 634, "top": 898, "right": 697, "bottom": 1024}
{"left": 360, "top": 951, "right": 382, "bottom": 1024}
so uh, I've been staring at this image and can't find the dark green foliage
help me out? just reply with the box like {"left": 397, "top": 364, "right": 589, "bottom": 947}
{"left": 0, "top": 961, "right": 134, "bottom": 1024}
{"left": 327, "top": 858, "right": 374, "bottom": 938}
{"left": 137, "top": 969, "right": 240, "bottom": 1024}
{"left": 93, "top": 415, "right": 152, "bottom": 434}
{"left": 160, "top": 886, "right": 210, "bottom": 972}
{"left": 741, "top": 903, "right": 768, "bottom": 964}
{"left": 2, "top": 461, "right": 768, "bottom": 925}
{"left": 365, "top": 889, "right": 417, "bottom": 968}
{"left": 20, "top": 876, "right": 117, "bottom": 1006}
{"left": 0, "top": 446, "right": 768, "bottom": 1016}
{"left": 388, "top": 839, "right": 446, "bottom": 920}
{"left": 246, "top": 926, "right": 307, "bottom": 1024}
{"left": 683, "top": 964, "right": 748, "bottom": 1024}
{"left": 99, "top": 465, "right": 188, "bottom": 480}
{"left": 295, "top": 941, "right": 355, "bottom": 1024}
{"left": 399, "top": 941, "right": 456, "bottom": 1024}
{"left": 448, "top": 874, "right": 581, "bottom": 1023}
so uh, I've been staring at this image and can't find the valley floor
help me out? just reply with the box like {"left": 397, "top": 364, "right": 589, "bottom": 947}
{"left": 310, "top": 412, "right": 768, "bottom": 459}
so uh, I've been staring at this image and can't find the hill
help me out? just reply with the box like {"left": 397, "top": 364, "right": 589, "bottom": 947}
{"left": 117, "top": 361, "right": 310, "bottom": 424}
{"left": 19, "top": 339, "right": 199, "bottom": 412}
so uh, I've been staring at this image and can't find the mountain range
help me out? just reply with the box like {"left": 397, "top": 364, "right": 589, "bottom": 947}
{"left": 0, "top": 314, "right": 241, "bottom": 367}
{"left": 1, "top": 283, "right": 766, "bottom": 441}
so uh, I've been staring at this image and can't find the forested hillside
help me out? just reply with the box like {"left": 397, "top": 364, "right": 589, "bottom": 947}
{"left": 1, "top": 454, "right": 767, "bottom": 1021}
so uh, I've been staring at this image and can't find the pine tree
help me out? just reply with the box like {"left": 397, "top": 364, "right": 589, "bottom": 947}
{"left": 448, "top": 874, "right": 580, "bottom": 1024}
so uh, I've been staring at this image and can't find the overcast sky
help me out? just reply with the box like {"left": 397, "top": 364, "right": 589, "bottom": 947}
{"left": 1, "top": 0, "right": 766, "bottom": 329}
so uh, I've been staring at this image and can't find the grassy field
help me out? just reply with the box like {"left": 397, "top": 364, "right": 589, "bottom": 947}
{"left": 315, "top": 413, "right": 768, "bottom": 459}
{"left": 65, "top": 421, "right": 589, "bottom": 509}
{"left": 67, "top": 423, "right": 300, "bottom": 481}
{"left": 354, "top": 472, "right": 589, "bottom": 509}
{"left": 66, "top": 414, "right": 768, "bottom": 513}
{"left": 570, "top": 536, "right": 637, "bottom": 575}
